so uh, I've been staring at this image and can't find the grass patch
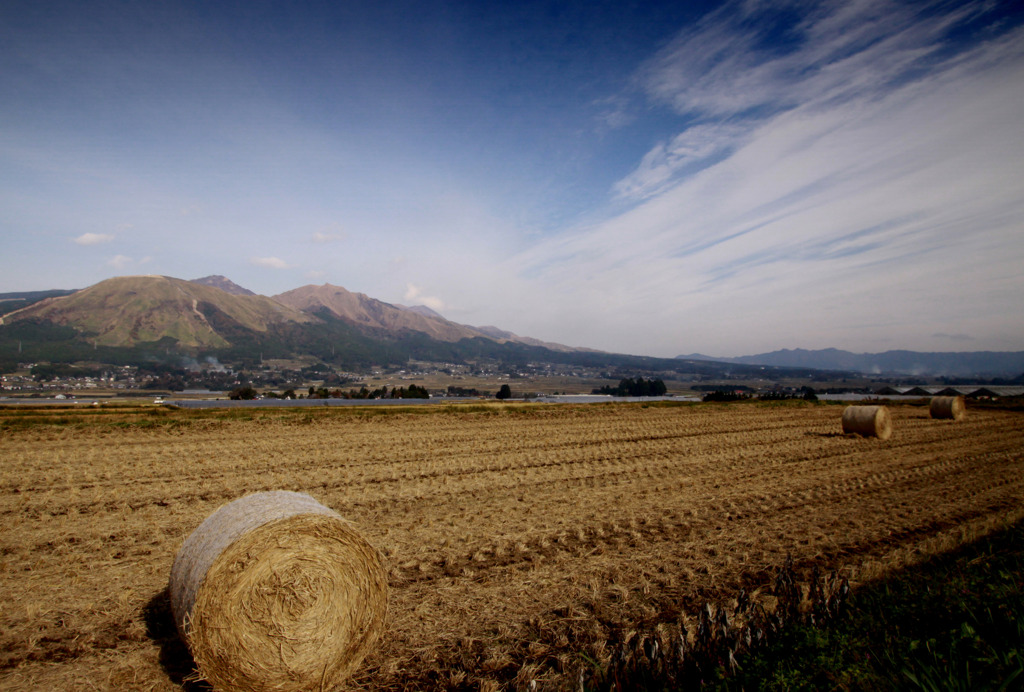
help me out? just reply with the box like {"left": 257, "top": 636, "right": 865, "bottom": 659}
{"left": 714, "top": 522, "right": 1024, "bottom": 691}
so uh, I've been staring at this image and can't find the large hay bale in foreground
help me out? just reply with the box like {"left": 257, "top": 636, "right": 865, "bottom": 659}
{"left": 169, "top": 491, "right": 387, "bottom": 692}
{"left": 930, "top": 395, "right": 966, "bottom": 421}
{"left": 841, "top": 405, "right": 893, "bottom": 440}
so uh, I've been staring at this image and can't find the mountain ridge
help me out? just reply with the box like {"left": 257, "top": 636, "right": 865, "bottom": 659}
{"left": 272, "top": 283, "right": 491, "bottom": 343}
{"left": 679, "top": 348, "right": 1024, "bottom": 378}
{"left": 2, "top": 275, "right": 1018, "bottom": 379}
{"left": 0, "top": 275, "right": 592, "bottom": 363}
{"left": 1, "top": 275, "right": 316, "bottom": 348}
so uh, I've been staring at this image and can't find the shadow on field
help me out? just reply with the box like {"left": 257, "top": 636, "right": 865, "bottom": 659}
{"left": 143, "top": 588, "right": 212, "bottom": 691}
{"left": 805, "top": 431, "right": 846, "bottom": 438}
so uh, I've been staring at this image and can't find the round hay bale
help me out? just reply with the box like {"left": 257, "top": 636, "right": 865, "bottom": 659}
{"left": 841, "top": 405, "right": 893, "bottom": 440}
{"left": 169, "top": 491, "right": 387, "bottom": 692}
{"left": 930, "top": 395, "right": 966, "bottom": 421}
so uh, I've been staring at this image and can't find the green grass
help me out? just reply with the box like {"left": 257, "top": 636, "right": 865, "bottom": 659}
{"left": 714, "top": 522, "right": 1024, "bottom": 691}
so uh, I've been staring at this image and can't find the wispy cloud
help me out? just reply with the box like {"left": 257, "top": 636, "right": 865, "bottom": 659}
{"left": 623, "top": 0, "right": 1008, "bottom": 200}
{"left": 74, "top": 232, "right": 114, "bottom": 245}
{"left": 250, "top": 257, "right": 291, "bottom": 269}
{"left": 502, "top": 2, "right": 1024, "bottom": 355}
{"left": 613, "top": 123, "right": 749, "bottom": 200}
{"left": 640, "top": 0, "right": 988, "bottom": 119}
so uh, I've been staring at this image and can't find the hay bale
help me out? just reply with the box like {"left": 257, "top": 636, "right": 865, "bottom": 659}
{"left": 169, "top": 491, "right": 387, "bottom": 692}
{"left": 930, "top": 395, "right": 966, "bottom": 421}
{"left": 841, "top": 405, "right": 893, "bottom": 440}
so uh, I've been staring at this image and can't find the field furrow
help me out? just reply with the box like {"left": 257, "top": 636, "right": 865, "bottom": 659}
{"left": 0, "top": 401, "right": 1021, "bottom": 690}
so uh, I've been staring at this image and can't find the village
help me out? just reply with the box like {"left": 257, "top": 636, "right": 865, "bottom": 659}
{"left": 3, "top": 357, "right": 1022, "bottom": 403}
{"left": 0, "top": 359, "right": 623, "bottom": 400}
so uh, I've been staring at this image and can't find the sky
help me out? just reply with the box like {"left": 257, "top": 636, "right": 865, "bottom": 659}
{"left": 2, "top": 0, "right": 1023, "bottom": 358}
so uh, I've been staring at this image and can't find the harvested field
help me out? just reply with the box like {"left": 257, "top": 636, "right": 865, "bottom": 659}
{"left": 1, "top": 400, "right": 1022, "bottom": 690}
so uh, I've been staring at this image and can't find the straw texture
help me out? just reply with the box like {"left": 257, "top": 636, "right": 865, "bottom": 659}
{"left": 841, "top": 405, "right": 893, "bottom": 440}
{"left": 169, "top": 491, "right": 387, "bottom": 692}
{"left": 930, "top": 396, "right": 966, "bottom": 421}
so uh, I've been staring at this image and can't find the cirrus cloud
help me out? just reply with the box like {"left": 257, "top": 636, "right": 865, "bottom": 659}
{"left": 500, "top": 0, "right": 1024, "bottom": 356}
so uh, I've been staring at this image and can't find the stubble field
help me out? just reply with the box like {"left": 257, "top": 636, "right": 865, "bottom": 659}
{"left": 1, "top": 400, "right": 1022, "bottom": 690}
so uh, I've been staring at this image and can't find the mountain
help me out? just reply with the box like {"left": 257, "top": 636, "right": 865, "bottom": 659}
{"left": 470, "top": 325, "right": 588, "bottom": 353}
{"left": 191, "top": 275, "right": 256, "bottom": 296}
{"left": 1, "top": 274, "right": 762, "bottom": 377}
{"left": 680, "top": 348, "right": 1024, "bottom": 378}
{"left": 16, "top": 273, "right": 1009, "bottom": 382}
{"left": 396, "top": 304, "right": 445, "bottom": 320}
{"left": 272, "top": 283, "right": 586, "bottom": 352}
{"left": 273, "top": 284, "right": 490, "bottom": 342}
{"left": 1, "top": 275, "right": 315, "bottom": 348}
{"left": 0, "top": 275, "right": 598, "bottom": 363}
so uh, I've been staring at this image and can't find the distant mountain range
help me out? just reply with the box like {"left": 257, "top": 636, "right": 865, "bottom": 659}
{"left": 0, "top": 274, "right": 685, "bottom": 374}
{"left": 679, "top": 348, "right": 1024, "bottom": 378}
{"left": 0, "top": 274, "right": 575, "bottom": 350}
{"left": 1, "top": 274, "right": 1018, "bottom": 380}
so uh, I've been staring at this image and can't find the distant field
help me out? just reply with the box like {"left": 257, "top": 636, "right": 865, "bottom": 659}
{"left": 1, "top": 400, "right": 1022, "bottom": 690}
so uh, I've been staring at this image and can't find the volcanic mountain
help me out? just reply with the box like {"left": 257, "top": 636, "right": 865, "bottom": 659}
{"left": 273, "top": 283, "right": 585, "bottom": 352}
{"left": 0, "top": 272, "right": 602, "bottom": 364}
{"left": 272, "top": 284, "right": 488, "bottom": 342}
{"left": 0, "top": 274, "right": 871, "bottom": 378}
{"left": 0, "top": 275, "right": 585, "bottom": 357}
{"left": 191, "top": 275, "right": 256, "bottom": 296}
{"left": 1, "top": 275, "right": 315, "bottom": 348}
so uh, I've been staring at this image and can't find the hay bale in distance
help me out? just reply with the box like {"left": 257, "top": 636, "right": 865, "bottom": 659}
{"left": 169, "top": 491, "right": 387, "bottom": 692}
{"left": 841, "top": 405, "right": 893, "bottom": 440}
{"left": 930, "top": 395, "right": 966, "bottom": 421}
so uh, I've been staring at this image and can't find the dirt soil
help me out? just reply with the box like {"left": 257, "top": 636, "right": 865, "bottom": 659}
{"left": 0, "top": 400, "right": 1021, "bottom": 690}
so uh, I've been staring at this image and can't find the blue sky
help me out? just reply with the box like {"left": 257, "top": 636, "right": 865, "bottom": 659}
{"left": 2, "top": 0, "right": 1022, "bottom": 357}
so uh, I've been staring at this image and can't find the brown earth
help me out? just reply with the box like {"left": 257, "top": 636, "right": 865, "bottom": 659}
{"left": 0, "top": 400, "right": 1021, "bottom": 690}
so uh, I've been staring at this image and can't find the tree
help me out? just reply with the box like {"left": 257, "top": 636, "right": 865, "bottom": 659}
{"left": 496, "top": 384, "right": 512, "bottom": 400}
{"left": 592, "top": 377, "right": 667, "bottom": 397}
{"left": 447, "top": 386, "right": 481, "bottom": 397}
{"left": 229, "top": 385, "right": 258, "bottom": 400}
{"left": 395, "top": 384, "right": 429, "bottom": 399}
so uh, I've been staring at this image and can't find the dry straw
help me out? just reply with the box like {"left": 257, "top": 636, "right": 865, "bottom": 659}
{"left": 841, "top": 405, "right": 893, "bottom": 440}
{"left": 169, "top": 491, "right": 387, "bottom": 692}
{"left": 930, "top": 395, "right": 966, "bottom": 421}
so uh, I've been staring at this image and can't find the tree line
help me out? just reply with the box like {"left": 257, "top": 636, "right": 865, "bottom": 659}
{"left": 230, "top": 384, "right": 430, "bottom": 400}
{"left": 592, "top": 377, "right": 667, "bottom": 397}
